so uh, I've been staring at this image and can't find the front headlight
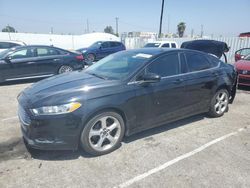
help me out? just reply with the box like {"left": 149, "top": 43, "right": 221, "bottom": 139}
{"left": 81, "top": 50, "right": 87, "bottom": 53}
{"left": 31, "top": 102, "right": 82, "bottom": 116}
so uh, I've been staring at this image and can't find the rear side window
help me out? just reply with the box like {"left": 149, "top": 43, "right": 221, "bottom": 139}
{"left": 161, "top": 43, "right": 170, "bottom": 48}
{"left": 208, "top": 55, "right": 220, "bottom": 67}
{"left": 185, "top": 52, "right": 211, "bottom": 72}
{"left": 37, "top": 47, "right": 59, "bottom": 56}
{"left": 171, "top": 43, "right": 177, "bottom": 48}
{"left": 147, "top": 53, "right": 179, "bottom": 77}
{"left": 110, "top": 42, "right": 121, "bottom": 47}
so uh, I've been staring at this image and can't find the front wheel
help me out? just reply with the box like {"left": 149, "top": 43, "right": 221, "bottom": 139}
{"left": 80, "top": 111, "right": 125, "bottom": 156}
{"left": 208, "top": 89, "right": 229, "bottom": 117}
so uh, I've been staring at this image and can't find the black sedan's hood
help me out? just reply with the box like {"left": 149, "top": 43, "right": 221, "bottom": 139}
{"left": 21, "top": 70, "right": 119, "bottom": 105}
{"left": 181, "top": 40, "right": 229, "bottom": 58}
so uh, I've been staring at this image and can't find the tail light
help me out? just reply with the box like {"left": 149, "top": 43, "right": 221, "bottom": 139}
{"left": 76, "top": 54, "right": 84, "bottom": 61}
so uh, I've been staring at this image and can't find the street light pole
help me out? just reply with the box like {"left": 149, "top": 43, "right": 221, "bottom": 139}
{"left": 158, "top": 0, "right": 165, "bottom": 38}
{"left": 115, "top": 17, "right": 119, "bottom": 36}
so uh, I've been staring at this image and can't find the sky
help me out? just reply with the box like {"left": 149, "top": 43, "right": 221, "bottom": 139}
{"left": 0, "top": 0, "right": 249, "bottom": 37}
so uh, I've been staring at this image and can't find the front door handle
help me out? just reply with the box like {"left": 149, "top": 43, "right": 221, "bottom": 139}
{"left": 172, "top": 78, "right": 184, "bottom": 84}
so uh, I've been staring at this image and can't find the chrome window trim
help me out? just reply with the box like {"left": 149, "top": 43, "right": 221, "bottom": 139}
{"left": 127, "top": 61, "right": 221, "bottom": 85}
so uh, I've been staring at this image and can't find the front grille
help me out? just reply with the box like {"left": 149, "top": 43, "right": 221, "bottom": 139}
{"left": 18, "top": 105, "right": 31, "bottom": 126}
{"left": 239, "top": 78, "right": 250, "bottom": 84}
{"left": 238, "top": 70, "right": 250, "bottom": 75}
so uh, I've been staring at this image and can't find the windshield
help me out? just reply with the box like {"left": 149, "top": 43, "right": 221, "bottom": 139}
{"left": 89, "top": 41, "right": 102, "bottom": 49}
{"left": 85, "top": 50, "right": 153, "bottom": 80}
{"left": 144, "top": 43, "right": 161, "bottom": 48}
{"left": 244, "top": 54, "right": 250, "bottom": 61}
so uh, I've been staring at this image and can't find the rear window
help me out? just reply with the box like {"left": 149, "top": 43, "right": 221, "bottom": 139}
{"left": 110, "top": 42, "right": 121, "bottom": 47}
{"left": 37, "top": 47, "right": 60, "bottom": 56}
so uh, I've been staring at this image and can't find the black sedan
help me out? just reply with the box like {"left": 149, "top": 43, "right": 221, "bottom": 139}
{"left": 0, "top": 45, "right": 84, "bottom": 83}
{"left": 18, "top": 48, "right": 237, "bottom": 155}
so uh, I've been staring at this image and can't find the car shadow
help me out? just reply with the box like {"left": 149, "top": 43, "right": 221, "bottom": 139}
{"left": 27, "top": 113, "right": 206, "bottom": 161}
{"left": 237, "top": 85, "right": 250, "bottom": 92}
{"left": 0, "top": 78, "right": 44, "bottom": 86}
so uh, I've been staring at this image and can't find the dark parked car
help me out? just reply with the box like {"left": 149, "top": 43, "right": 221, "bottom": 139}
{"left": 18, "top": 48, "right": 237, "bottom": 156}
{"left": 77, "top": 41, "right": 126, "bottom": 63}
{"left": 0, "top": 45, "right": 84, "bottom": 83}
{"left": 235, "top": 48, "right": 250, "bottom": 62}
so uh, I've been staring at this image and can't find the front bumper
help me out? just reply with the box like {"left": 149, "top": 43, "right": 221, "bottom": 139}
{"left": 238, "top": 74, "right": 250, "bottom": 86}
{"left": 18, "top": 104, "right": 83, "bottom": 150}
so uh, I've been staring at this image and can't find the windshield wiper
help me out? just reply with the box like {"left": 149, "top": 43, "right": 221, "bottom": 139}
{"left": 87, "top": 72, "right": 108, "bottom": 80}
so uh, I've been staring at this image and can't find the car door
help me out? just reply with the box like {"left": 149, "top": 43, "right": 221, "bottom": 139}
{"left": 183, "top": 52, "right": 217, "bottom": 113}
{"left": 99, "top": 42, "right": 114, "bottom": 58}
{"left": 133, "top": 52, "right": 188, "bottom": 130}
{"left": 34, "top": 47, "right": 63, "bottom": 75}
{"left": 2, "top": 47, "right": 37, "bottom": 81}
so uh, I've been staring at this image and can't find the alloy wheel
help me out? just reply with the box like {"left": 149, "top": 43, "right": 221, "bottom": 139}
{"left": 214, "top": 91, "right": 228, "bottom": 115}
{"left": 88, "top": 116, "right": 121, "bottom": 152}
{"left": 58, "top": 65, "right": 73, "bottom": 74}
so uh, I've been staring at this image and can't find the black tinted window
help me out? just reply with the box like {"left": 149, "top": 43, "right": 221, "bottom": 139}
{"left": 171, "top": 43, "right": 176, "bottom": 48}
{"left": 161, "top": 43, "right": 170, "bottom": 48}
{"left": 0, "top": 42, "right": 20, "bottom": 49}
{"left": 147, "top": 53, "right": 179, "bottom": 77}
{"left": 209, "top": 55, "right": 220, "bottom": 67}
{"left": 185, "top": 52, "right": 211, "bottom": 72}
{"left": 101, "top": 42, "right": 110, "bottom": 48}
{"left": 110, "top": 42, "right": 121, "bottom": 47}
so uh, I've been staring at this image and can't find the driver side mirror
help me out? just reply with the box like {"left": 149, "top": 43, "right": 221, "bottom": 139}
{"left": 140, "top": 73, "right": 161, "bottom": 84}
{"left": 4, "top": 56, "right": 12, "bottom": 63}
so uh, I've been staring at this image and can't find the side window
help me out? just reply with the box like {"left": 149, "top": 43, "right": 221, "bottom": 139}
{"left": 209, "top": 55, "right": 220, "bottom": 67}
{"left": 9, "top": 49, "right": 35, "bottom": 59}
{"left": 161, "top": 43, "right": 170, "bottom": 48}
{"left": 171, "top": 43, "right": 177, "bottom": 48}
{"left": 0, "top": 42, "right": 11, "bottom": 49}
{"left": 185, "top": 52, "right": 211, "bottom": 72}
{"left": 101, "top": 42, "right": 110, "bottom": 48}
{"left": 146, "top": 53, "right": 179, "bottom": 77}
{"left": 37, "top": 48, "right": 59, "bottom": 56}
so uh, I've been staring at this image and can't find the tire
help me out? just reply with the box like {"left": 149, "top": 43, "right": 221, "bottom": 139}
{"left": 86, "top": 53, "right": 95, "bottom": 63}
{"left": 80, "top": 111, "right": 125, "bottom": 156}
{"left": 208, "top": 89, "right": 229, "bottom": 117}
{"left": 58, "top": 65, "right": 73, "bottom": 74}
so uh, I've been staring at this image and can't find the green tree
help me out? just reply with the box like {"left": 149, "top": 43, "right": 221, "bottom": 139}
{"left": 104, "top": 26, "right": 114, "bottom": 34}
{"left": 177, "top": 22, "right": 186, "bottom": 38}
{"left": 2, "top": 25, "right": 16, "bottom": 33}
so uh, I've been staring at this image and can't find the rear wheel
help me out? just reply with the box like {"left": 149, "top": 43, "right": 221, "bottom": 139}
{"left": 208, "top": 89, "right": 229, "bottom": 117}
{"left": 80, "top": 111, "right": 125, "bottom": 156}
{"left": 86, "top": 53, "right": 95, "bottom": 63}
{"left": 58, "top": 65, "right": 73, "bottom": 74}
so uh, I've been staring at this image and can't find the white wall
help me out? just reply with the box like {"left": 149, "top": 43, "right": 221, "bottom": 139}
{"left": 0, "top": 32, "right": 120, "bottom": 50}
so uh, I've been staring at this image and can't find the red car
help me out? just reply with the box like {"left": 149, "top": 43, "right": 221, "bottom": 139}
{"left": 235, "top": 55, "right": 250, "bottom": 86}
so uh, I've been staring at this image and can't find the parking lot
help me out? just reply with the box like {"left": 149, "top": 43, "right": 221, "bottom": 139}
{"left": 0, "top": 81, "right": 250, "bottom": 188}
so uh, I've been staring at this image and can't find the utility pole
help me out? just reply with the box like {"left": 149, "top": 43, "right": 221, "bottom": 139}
{"left": 50, "top": 27, "right": 53, "bottom": 34}
{"left": 115, "top": 17, "right": 119, "bottom": 36}
{"left": 86, "top": 19, "right": 89, "bottom": 33}
{"left": 158, "top": 0, "right": 165, "bottom": 38}
{"left": 167, "top": 14, "right": 170, "bottom": 34}
{"left": 200, "top": 24, "right": 204, "bottom": 38}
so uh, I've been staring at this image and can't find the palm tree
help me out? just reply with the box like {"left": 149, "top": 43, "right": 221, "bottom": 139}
{"left": 177, "top": 22, "right": 186, "bottom": 38}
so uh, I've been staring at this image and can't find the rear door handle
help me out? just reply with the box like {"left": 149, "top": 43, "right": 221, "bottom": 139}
{"left": 172, "top": 78, "right": 184, "bottom": 84}
{"left": 53, "top": 58, "right": 60, "bottom": 62}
